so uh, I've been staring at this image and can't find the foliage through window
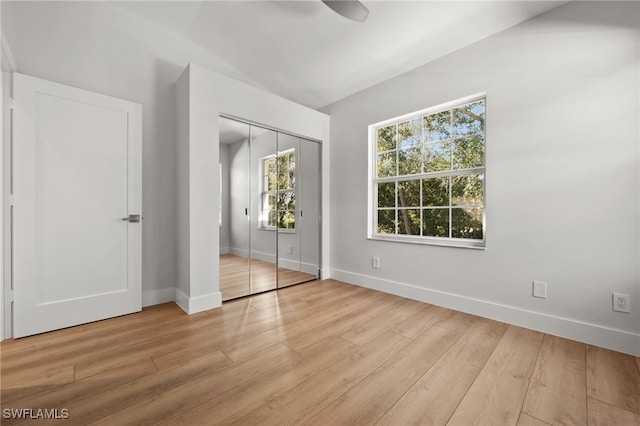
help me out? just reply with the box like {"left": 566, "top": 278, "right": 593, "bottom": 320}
{"left": 261, "top": 149, "right": 296, "bottom": 230}
{"left": 371, "top": 95, "right": 485, "bottom": 247}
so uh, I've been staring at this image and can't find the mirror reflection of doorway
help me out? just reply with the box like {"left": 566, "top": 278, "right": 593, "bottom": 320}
{"left": 219, "top": 116, "right": 321, "bottom": 301}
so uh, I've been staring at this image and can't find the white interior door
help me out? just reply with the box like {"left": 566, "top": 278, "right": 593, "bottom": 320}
{"left": 12, "top": 73, "right": 142, "bottom": 338}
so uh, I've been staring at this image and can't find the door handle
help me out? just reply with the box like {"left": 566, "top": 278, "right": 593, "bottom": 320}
{"left": 122, "top": 214, "right": 141, "bottom": 223}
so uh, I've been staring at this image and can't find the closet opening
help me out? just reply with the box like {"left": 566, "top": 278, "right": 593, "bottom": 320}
{"left": 218, "top": 116, "right": 321, "bottom": 301}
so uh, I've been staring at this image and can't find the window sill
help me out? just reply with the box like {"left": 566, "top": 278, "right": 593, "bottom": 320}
{"left": 368, "top": 234, "right": 485, "bottom": 249}
{"left": 258, "top": 227, "right": 296, "bottom": 234}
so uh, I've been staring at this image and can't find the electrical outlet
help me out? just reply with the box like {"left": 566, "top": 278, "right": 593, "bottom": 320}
{"left": 287, "top": 245, "right": 293, "bottom": 254}
{"left": 532, "top": 281, "right": 547, "bottom": 299}
{"left": 372, "top": 257, "right": 380, "bottom": 268}
{"left": 612, "top": 293, "right": 630, "bottom": 313}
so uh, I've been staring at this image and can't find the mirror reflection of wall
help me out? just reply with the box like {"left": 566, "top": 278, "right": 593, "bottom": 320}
{"left": 249, "top": 127, "right": 278, "bottom": 295}
{"left": 219, "top": 117, "right": 251, "bottom": 300}
{"left": 275, "top": 133, "right": 302, "bottom": 288}
{"left": 219, "top": 116, "right": 321, "bottom": 301}
{"left": 298, "top": 139, "right": 321, "bottom": 280}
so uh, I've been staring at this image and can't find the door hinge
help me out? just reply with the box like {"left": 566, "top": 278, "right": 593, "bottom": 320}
{"left": 9, "top": 97, "right": 15, "bottom": 110}
{"left": 8, "top": 194, "right": 14, "bottom": 206}
{"left": 8, "top": 290, "right": 14, "bottom": 302}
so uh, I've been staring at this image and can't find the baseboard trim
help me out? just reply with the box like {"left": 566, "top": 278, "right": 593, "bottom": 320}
{"left": 301, "top": 262, "right": 319, "bottom": 275}
{"left": 277, "top": 259, "right": 318, "bottom": 274}
{"left": 174, "top": 288, "right": 222, "bottom": 315}
{"left": 251, "top": 250, "right": 275, "bottom": 264}
{"left": 331, "top": 269, "right": 640, "bottom": 356}
{"left": 230, "top": 247, "right": 249, "bottom": 258}
{"left": 142, "top": 287, "right": 175, "bottom": 307}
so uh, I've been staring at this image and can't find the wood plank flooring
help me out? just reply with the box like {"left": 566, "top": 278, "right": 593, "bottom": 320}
{"left": 1, "top": 279, "right": 639, "bottom": 425}
{"left": 220, "top": 254, "right": 316, "bottom": 301}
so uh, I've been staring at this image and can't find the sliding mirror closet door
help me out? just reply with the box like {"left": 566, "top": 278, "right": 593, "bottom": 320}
{"left": 276, "top": 135, "right": 321, "bottom": 288}
{"left": 219, "top": 117, "right": 321, "bottom": 301}
{"left": 297, "top": 138, "right": 321, "bottom": 283}
{"left": 219, "top": 117, "right": 251, "bottom": 301}
{"left": 249, "top": 126, "right": 278, "bottom": 294}
{"left": 275, "top": 134, "right": 301, "bottom": 287}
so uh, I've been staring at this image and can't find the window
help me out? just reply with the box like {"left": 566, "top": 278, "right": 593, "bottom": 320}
{"left": 369, "top": 94, "right": 486, "bottom": 248}
{"left": 260, "top": 149, "right": 296, "bottom": 230}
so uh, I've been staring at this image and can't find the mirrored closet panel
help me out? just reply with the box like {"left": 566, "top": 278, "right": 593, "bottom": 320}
{"left": 219, "top": 119, "right": 252, "bottom": 300}
{"left": 219, "top": 116, "right": 321, "bottom": 301}
{"left": 249, "top": 126, "right": 278, "bottom": 294}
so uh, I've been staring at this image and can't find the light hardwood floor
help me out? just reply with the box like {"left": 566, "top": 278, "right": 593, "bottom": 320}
{"left": 220, "top": 254, "right": 316, "bottom": 300}
{"left": 1, "top": 279, "right": 639, "bottom": 425}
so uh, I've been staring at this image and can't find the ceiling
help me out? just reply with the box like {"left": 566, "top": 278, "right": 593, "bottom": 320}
{"left": 112, "top": 1, "right": 566, "bottom": 110}
{"left": 219, "top": 116, "right": 271, "bottom": 145}
{"left": 220, "top": 117, "right": 250, "bottom": 145}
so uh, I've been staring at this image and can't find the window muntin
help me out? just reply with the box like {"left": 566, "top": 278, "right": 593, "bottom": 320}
{"left": 260, "top": 149, "right": 296, "bottom": 230}
{"left": 371, "top": 96, "right": 486, "bottom": 247}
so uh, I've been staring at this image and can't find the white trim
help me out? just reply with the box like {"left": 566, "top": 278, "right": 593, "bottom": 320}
{"left": 278, "top": 259, "right": 318, "bottom": 275}
{"left": 1, "top": 72, "right": 11, "bottom": 340}
{"left": 371, "top": 92, "right": 487, "bottom": 129}
{"left": 0, "top": 61, "right": 4, "bottom": 342}
{"left": 251, "top": 250, "right": 275, "bottom": 264}
{"left": 300, "top": 262, "right": 319, "bottom": 276}
{"left": 230, "top": 247, "right": 249, "bottom": 258}
{"left": 259, "top": 148, "right": 296, "bottom": 230}
{"left": 367, "top": 94, "right": 487, "bottom": 249}
{"left": 331, "top": 268, "right": 640, "bottom": 357}
{"left": 278, "top": 258, "right": 299, "bottom": 271}
{"left": 368, "top": 233, "right": 485, "bottom": 250}
{"left": 174, "top": 288, "right": 189, "bottom": 313}
{"left": 142, "top": 287, "right": 175, "bottom": 307}
{"left": 174, "top": 288, "right": 221, "bottom": 315}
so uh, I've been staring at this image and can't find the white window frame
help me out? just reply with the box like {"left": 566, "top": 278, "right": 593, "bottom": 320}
{"left": 367, "top": 93, "right": 487, "bottom": 249}
{"left": 259, "top": 148, "right": 296, "bottom": 232}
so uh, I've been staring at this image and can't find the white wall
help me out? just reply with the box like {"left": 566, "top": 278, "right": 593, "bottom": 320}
{"left": 1, "top": 0, "right": 329, "bottom": 331}
{"left": 0, "top": 1, "right": 267, "bottom": 320}
{"left": 323, "top": 1, "right": 640, "bottom": 355}
{"left": 5, "top": 0, "right": 634, "bottom": 355}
